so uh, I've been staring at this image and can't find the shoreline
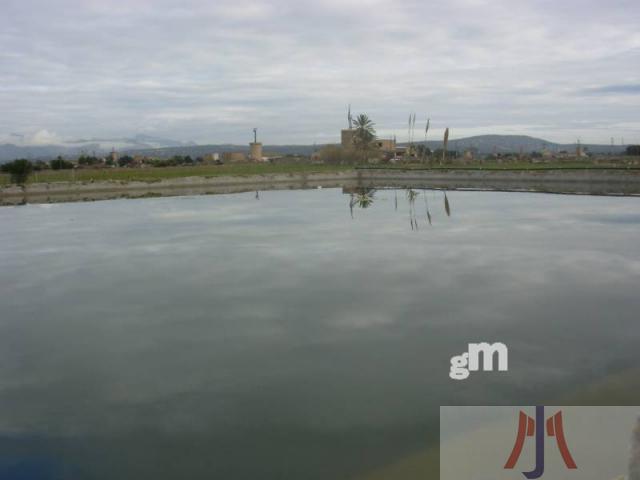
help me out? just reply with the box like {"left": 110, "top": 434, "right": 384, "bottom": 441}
{"left": 2, "top": 168, "right": 640, "bottom": 205}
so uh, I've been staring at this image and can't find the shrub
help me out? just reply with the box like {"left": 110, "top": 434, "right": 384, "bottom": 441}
{"left": 626, "top": 145, "right": 640, "bottom": 156}
{"left": 318, "top": 145, "right": 360, "bottom": 165}
{"left": 51, "top": 156, "right": 74, "bottom": 170}
{"left": 1, "top": 159, "right": 33, "bottom": 184}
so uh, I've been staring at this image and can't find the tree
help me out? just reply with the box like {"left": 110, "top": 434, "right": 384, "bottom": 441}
{"left": 118, "top": 155, "right": 134, "bottom": 167}
{"left": 33, "top": 160, "right": 50, "bottom": 171}
{"left": 51, "top": 156, "right": 73, "bottom": 170}
{"left": 416, "top": 144, "right": 431, "bottom": 158}
{"left": 78, "top": 154, "right": 100, "bottom": 166}
{"left": 1, "top": 159, "right": 33, "bottom": 184}
{"left": 352, "top": 114, "right": 377, "bottom": 161}
{"left": 318, "top": 145, "right": 359, "bottom": 165}
{"left": 626, "top": 145, "right": 640, "bottom": 156}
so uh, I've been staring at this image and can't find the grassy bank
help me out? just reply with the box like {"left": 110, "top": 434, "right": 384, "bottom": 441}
{"left": 2, "top": 160, "right": 640, "bottom": 187}
{"left": 0, "top": 163, "right": 354, "bottom": 186}
{"left": 357, "top": 160, "right": 640, "bottom": 171}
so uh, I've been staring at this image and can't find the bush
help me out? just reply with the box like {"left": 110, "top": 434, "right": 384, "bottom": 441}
{"left": 626, "top": 145, "right": 640, "bottom": 156}
{"left": 78, "top": 154, "right": 101, "bottom": 166}
{"left": 318, "top": 145, "right": 360, "bottom": 165}
{"left": 51, "top": 156, "right": 74, "bottom": 170}
{"left": 1, "top": 159, "right": 33, "bottom": 184}
{"left": 33, "top": 160, "right": 50, "bottom": 171}
{"left": 118, "top": 155, "right": 134, "bottom": 167}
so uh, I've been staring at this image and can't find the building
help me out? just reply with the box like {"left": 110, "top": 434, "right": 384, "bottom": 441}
{"left": 341, "top": 129, "right": 356, "bottom": 149}
{"left": 375, "top": 138, "right": 396, "bottom": 153}
{"left": 249, "top": 142, "right": 263, "bottom": 161}
{"left": 202, "top": 152, "right": 220, "bottom": 164}
{"left": 342, "top": 128, "right": 396, "bottom": 154}
{"left": 249, "top": 127, "right": 263, "bottom": 161}
{"left": 222, "top": 152, "right": 247, "bottom": 163}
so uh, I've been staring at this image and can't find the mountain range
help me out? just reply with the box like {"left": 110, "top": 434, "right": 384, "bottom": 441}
{"left": 0, "top": 134, "right": 628, "bottom": 162}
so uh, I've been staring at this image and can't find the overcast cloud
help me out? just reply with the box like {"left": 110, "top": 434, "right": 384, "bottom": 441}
{"left": 1, "top": 0, "right": 639, "bottom": 145}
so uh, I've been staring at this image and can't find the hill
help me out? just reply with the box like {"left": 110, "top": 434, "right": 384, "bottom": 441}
{"left": 407, "top": 135, "right": 627, "bottom": 155}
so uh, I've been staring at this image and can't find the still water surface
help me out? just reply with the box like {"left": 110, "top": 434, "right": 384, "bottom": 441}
{"left": 1, "top": 188, "right": 640, "bottom": 479}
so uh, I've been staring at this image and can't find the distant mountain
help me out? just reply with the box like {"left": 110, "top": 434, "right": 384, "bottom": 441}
{"left": 0, "top": 134, "right": 196, "bottom": 162}
{"left": 0, "top": 143, "right": 90, "bottom": 162}
{"left": 0, "top": 142, "right": 319, "bottom": 162}
{"left": 406, "top": 135, "right": 627, "bottom": 155}
{"left": 120, "top": 143, "right": 319, "bottom": 158}
{"left": 65, "top": 134, "right": 196, "bottom": 150}
{"left": 0, "top": 134, "right": 627, "bottom": 162}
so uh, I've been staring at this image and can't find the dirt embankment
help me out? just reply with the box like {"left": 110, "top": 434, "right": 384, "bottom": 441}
{"left": 2, "top": 168, "right": 640, "bottom": 205}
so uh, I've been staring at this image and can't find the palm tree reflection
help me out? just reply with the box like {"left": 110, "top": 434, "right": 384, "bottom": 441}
{"left": 355, "top": 188, "right": 376, "bottom": 208}
{"left": 346, "top": 187, "right": 452, "bottom": 229}
{"left": 349, "top": 188, "right": 376, "bottom": 218}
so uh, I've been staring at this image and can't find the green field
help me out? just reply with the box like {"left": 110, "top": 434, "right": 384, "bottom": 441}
{"left": 358, "top": 159, "right": 640, "bottom": 171}
{"left": 0, "top": 163, "right": 353, "bottom": 186}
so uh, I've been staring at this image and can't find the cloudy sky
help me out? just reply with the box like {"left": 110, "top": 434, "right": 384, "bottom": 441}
{"left": 1, "top": 0, "right": 639, "bottom": 146}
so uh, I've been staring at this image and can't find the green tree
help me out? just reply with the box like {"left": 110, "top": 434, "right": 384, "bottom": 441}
{"left": 51, "top": 156, "right": 73, "bottom": 170}
{"left": 78, "top": 154, "right": 100, "bottom": 166}
{"left": 33, "top": 160, "right": 50, "bottom": 171}
{"left": 118, "top": 155, "right": 134, "bottom": 167}
{"left": 626, "top": 145, "right": 640, "bottom": 156}
{"left": 1, "top": 159, "right": 33, "bottom": 184}
{"left": 352, "top": 114, "right": 376, "bottom": 161}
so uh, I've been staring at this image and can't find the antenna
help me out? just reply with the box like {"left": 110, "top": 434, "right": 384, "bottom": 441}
{"left": 253, "top": 128, "right": 257, "bottom": 143}
{"left": 347, "top": 105, "right": 352, "bottom": 129}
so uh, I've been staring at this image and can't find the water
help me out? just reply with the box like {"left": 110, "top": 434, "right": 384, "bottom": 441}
{"left": 1, "top": 188, "right": 639, "bottom": 479}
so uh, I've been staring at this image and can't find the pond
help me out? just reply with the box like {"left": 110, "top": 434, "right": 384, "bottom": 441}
{"left": 1, "top": 188, "right": 639, "bottom": 479}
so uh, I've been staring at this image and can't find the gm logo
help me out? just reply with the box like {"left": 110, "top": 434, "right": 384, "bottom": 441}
{"left": 504, "top": 406, "right": 577, "bottom": 479}
{"left": 449, "top": 342, "right": 508, "bottom": 380}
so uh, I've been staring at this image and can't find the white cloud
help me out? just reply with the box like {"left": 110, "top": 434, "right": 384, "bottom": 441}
{"left": 29, "top": 129, "right": 60, "bottom": 145}
{"left": 0, "top": 0, "right": 639, "bottom": 145}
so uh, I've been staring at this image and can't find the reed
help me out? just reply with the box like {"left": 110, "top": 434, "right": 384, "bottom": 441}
{"left": 423, "top": 118, "right": 430, "bottom": 162}
{"left": 442, "top": 128, "right": 449, "bottom": 164}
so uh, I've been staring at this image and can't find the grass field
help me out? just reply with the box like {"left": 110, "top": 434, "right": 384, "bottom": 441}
{"left": 358, "top": 159, "right": 640, "bottom": 171}
{"left": 2, "top": 160, "right": 639, "bottom": 186}
{"left": 0, "top": 163, "right": 353, "bottom": 186}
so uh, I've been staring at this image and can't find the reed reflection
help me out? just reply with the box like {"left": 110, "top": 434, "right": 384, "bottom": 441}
{"left": 345, "top": 187, "right": 452, "bottom": 230}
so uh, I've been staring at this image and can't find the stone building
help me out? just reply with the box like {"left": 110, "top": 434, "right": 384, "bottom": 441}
{"left": 249, "top": 142, "right": 263, "bottom": 161}
{"left": 341, "top": 129, "right": 356, "bottom": 149}
{"left": 222, "top": 152, "right": 247, "bottom": 163}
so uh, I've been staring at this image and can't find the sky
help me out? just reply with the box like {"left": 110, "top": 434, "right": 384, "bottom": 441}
{"left": 1, "top": 0, "right": 639, "bottom": 146}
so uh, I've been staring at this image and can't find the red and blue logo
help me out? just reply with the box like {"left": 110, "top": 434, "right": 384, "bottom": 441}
{"left": 504, "top": 406, "right": 577, "bottom": 479}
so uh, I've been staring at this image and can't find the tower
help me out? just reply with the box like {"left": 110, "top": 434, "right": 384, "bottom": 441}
{"left": 249, "top": 128, "right": 263, "bottom": 162}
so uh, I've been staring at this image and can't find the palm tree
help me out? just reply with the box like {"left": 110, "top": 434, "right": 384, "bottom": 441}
{"left": 352, "top": 114, "right": 376, "bottom": 161}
